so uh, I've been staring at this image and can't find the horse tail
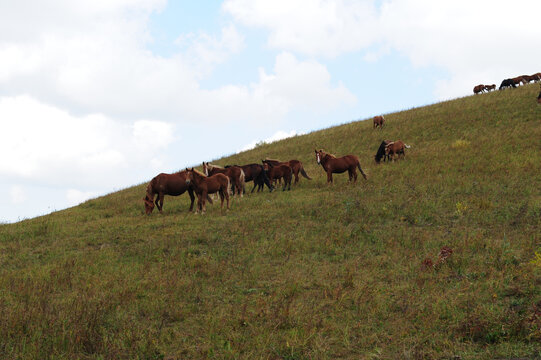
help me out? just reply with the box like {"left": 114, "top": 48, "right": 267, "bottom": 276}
{"left": 404, "top": 144, "right": 411, "bottom": 149}
{"left": 300, "top": 166, "right": 311, "bottom": 180}
{"left": 357, "top": 162, "right": 367, "bottom": 180}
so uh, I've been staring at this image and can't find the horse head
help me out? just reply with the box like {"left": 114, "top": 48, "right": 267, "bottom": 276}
{"left": 143, "top": 195, "right": 155, "bottom": 214}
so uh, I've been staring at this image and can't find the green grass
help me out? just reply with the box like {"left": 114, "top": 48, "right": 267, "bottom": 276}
{"left": 1, "top": 84, "right": 540, "bottom": 359}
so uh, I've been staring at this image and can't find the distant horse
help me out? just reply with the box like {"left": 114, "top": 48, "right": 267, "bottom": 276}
{"left": 226, "top": 163, "right": 274, "bottom": 193}
{"left": 266, "top": 163, "right": 292, "bottom": 191}
{"left": 143, "top": 171, "right": 195, "bottom": 214}
{"left": 374, "top": 140, "right": 392, "bottom": 163}
{"left": 473, "top": 84, "right": 485, "bottom": 94}
{"left": 185, "top": 168, "right": 230, "bottom": 214}
{"left": 262, "top": 159, "right": 311, "bottom": 185}
{"left": 484, "top": 84, "right": 496, "bottom": 92}
{"left": 385, "top": 140, "right": 411, "bottom": 161}
{"left": 511, "top": 76, "right": 526, "bottom": 86}
{"left": 373, "top": 115, "right": 385, "bottom": 129}
{"left": 203, "top": 162, "right": 245, "bottom": 197}
{"left": 534, "top": 73, "right": 541, "bottom": 82}
{"left": 499, "top": 79, "right": 516, "bottom": 90}
{"left": 315, "top": 149, "right": 367, "bottom": 184}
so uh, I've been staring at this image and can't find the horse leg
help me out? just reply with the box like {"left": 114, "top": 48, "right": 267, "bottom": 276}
{"left": 219, "top": 190, "right": 225, "bottom": 211}
{"left": 225, "top": 187, "right": 230, "bottom": 210}
{"left": 201, "top": 191, "right": 207, "bottom": 214}
{"left": 188, "top": 188, "right": 195, "bottom": 212}
{"left": 156, "top": 193, "right": 164, "bottom": 213}
{"left": 327, "top": 171, "right": 333, "bottom": 184}
{"left": 294, "top": 171, "right": 299, "bottom": 184}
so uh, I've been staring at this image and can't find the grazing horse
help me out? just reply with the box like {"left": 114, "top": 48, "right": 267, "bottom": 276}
{"left": 262, "top": 159, "right": 311, "bottom": 185}
{"left": 374, "top": 140, "right": 392, "bottom": 163}
{"left": 266, "top": 163, "right": 292, "bottom": 191}
{"left": 143, "top": 171, "right": 196, "bottom": 214}
{"left": 315, "top": 149, "right": 367, "bottom": 184}
{"left": 373, "top": 115, "right": 385, "bottom": 129}
{"left": 226, "top": 164, "right": 274, "bottom": 193}
{"left": 384, "top": 140, "right": 411, "bottom": 161}
{"left": 484, "top": 84, "right": 496, "bottom": 92}
{"left": 473, "top": 84, "right": 485, "bottom": 94}
{"left": 185, "top": 168, "right": 230, "bottom": 214}
{"left": 499, "top": 79, "right": 516, "bottom": 90}
{"left": 203, "top": 162, "right": 245, "bottom": 197}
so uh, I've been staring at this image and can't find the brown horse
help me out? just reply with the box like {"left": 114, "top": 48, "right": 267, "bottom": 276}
{"left": 385, "top": 140, "right": 411, "bottom": 161}
{"left": 226, "top": 163, "right": 274, "bottom": 193}
{"left": 143, "top": 171, "right": 196, "bottom": 214}
{"left": 185, "top": 168, "right": 230, "bottom": 214}
{"left": 511, "top": 76, "right": 526, "bottom": 86}
{"left": 373, "top": 115, "right": 385, "bottom": 129}
{"left": 262, "top": 159, "right": 311, "bottom": 185}
{"left": 203, "top": 162, "right": 245, "bottom": 197}
{"left": 473, "top": 84, "right": 485, "bottom": 94}
{"left": 266, "top": 163, "right": 292, "bottom": 191}
{"left": 483, "top": 84, "right": 496, "bottom": 92}
{"left": 315, "top": 149, "right": 367, "bottom": 184}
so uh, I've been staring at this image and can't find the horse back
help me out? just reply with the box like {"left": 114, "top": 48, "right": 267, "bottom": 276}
{"left": 151, "top": 172, "right": 189, "bottom": 196}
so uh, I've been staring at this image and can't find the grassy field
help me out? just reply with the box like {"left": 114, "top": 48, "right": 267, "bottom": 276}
{"left": 1, "top": 84, "right": 540, "bottom": 359}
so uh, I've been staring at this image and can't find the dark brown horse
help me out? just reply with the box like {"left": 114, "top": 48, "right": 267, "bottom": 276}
{"left": 384, "top": 140, "right": 411, "bottom": 161}
{"left": 185, "top": 168, "right": 230, "bottom": 214}
{"left": 203, "top": 162, "right": 245, "bottom": 197}
{"left": 373, "top": 115, "right": 385, "bottom": 129}
{"left": 473, "top": 84, "right": 485, "bottom": 94}
{"left": 266, "top": 163, "right": 292, "bottom": 191}
{"left": 483, "top": 84, "right": 496, "bottom": 92}
{"left": 227, "top": 164, "right": 274, "bottom": 193}
{"left": 315, "top": 149, "right": 367, "bottom": 184}
{"left": 262, "top": 159, "right": 311, "bottom": 185}
{"left": 374, "top": 140, "right": 392, "bottom": 163}
{"left": 143, "top": 171, "right": 195, "bottom": 214}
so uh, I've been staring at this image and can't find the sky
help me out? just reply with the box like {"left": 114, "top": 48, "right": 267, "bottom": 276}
{"left": 1, "top": 0, "right": 540, "bottom": 223}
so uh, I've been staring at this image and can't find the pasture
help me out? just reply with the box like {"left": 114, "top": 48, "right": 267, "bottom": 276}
{"left": 0, "top": 83, "right": 540, "bottom": 359}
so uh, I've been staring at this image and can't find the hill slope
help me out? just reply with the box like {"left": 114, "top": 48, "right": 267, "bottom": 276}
{"left": 1, "top": 84, "right": 540, "bottom": 359}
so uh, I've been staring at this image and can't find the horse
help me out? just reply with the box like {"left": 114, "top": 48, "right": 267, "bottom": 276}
{"left": 315, "top": 149, "right": 367, "bottom": 184}
{"left": 226, "top": 163, "right": 274, "bottom": 193}
{"left": 374, "top": 140, "right": 392, "bottom": 163}
{"left": 185, "top": 168, "right": 230, "bottom": 214}
{"left": 483, "top": 84, "right": 496, "bottom": 92}
{"left": 499, "top": 79, "right": 516, "bottom": 90}
{"left": 262, "top": 159, "right": 311, "bottom": 185}
{"left": 373, "top": 115, "right": 385, "bottom": 129}
{"left": 534, "top": 73, "right": 541, "bottom": 82}
{"left": 511, "top": 76, "right": 526, "bottom": 86}
{"left": 202, "top": 162, "right": 245, "bottom": 197}
{"left": 473, "top": 84, "right": 485, "bottom": 94}
{"left": 266, "top": 163, "right": 292, "bottom": 191}
{"left": 384, "top": 140, "right": 411, "bottom": 161}
{"left": 143, "top": 171, "right": 196, "bottom": 214}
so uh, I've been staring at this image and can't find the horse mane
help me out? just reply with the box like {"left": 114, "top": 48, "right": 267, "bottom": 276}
{"left": 207, "top": 163, "right": 224, "bottom": 170}
{"left": 324, "top": 152, "right": 337, "bottom": 159}
{"left": 191, "top": 169, "right": 207, "bottom": 178}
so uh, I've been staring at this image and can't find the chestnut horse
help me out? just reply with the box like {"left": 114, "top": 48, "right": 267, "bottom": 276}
{"left": 262, "top": 159, "right": 311, "bottom": 185}
{"left": 143, "top": 171, "right": 198, "bottom": 214}
{"left": 315, "top": 149, "right": 367, "bottom": 184}
{"left": 374, "top": 140, "right": 392, "bottom": 163}
{"left": 266, "top": 163, "right": 292, "bottom": 191}
{"left": 185, "top": 168, "right": 230, "bottom": 214}
{"left": 373, "top": 115, "right": 385, "bottom": 129}
{"left": 203, "top": 162, "right": 245, "bottom": 197}
{"left": 385, "top": 140, "right": 411, "bottom": 161}
{"left": 473, "top": 84, "right": 485, "bottom": 94}
{"left": 483, "top": 84, "right": 496, "bottom": 92}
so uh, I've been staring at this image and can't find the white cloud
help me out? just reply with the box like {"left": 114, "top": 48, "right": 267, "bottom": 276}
{"left": 238, "top": 129, "right": 300, "bottom": 153}
{"left": 10, "top": 185, "right": 26, "bottom": 204}
{"left": 66, "top": 189, "right": 100, "bottom": 207}
{"left": 224, "top": 0, "right": 541, "bottom": 99}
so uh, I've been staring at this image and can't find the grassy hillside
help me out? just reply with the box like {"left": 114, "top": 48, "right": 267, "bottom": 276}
{"left": 1, "top": 84, "right": 540, "bottom": 359}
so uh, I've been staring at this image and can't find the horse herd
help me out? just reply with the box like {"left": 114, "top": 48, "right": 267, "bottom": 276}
{"left": 143, "top": 123, "right": 410, "bottom": 214}
{"left": 473, "top": 72, "right": 541, "bottom": 93}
